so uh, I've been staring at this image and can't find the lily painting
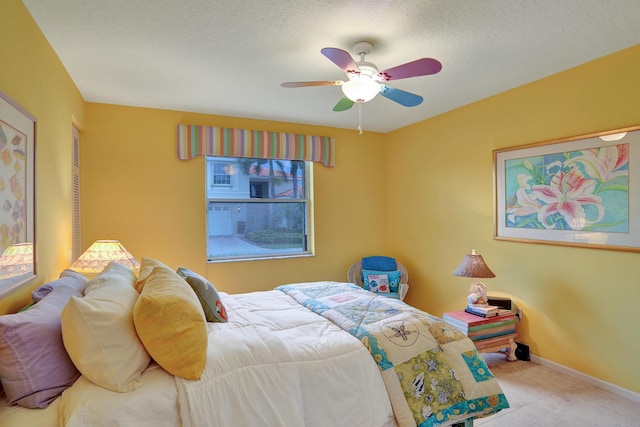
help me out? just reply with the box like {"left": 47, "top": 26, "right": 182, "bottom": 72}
{"left": 494, "top": 127, "right": 640, "bottom": 252}
{"left": 505, "top": 144, "right": 629, "bottom": 232}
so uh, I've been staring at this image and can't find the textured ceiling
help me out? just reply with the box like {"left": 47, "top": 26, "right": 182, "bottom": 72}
{"left": 22, "top": 0, "right": 640, "bottom": 133}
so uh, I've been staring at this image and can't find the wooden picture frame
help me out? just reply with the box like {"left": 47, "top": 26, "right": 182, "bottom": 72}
{"left": 493, "top": 125, "right": 639, "bottom": 252}
{"left": 0, "top": 91, "right": 36, "bottom": 297}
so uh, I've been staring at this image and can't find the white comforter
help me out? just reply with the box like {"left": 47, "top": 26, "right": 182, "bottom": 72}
{"left": 45, "top": 289, "right": 396, "bottom": 427}
{"left": 175, "top": 290, "right": 397, "bottom": 427}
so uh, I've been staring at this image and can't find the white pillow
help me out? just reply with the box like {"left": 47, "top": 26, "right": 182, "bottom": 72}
{"left": 61, "top": 262, "right": 150, "bottom": 392}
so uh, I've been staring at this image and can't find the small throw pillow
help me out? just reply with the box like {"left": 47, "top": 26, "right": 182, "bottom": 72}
{"left": 0, "top": 283, "right": 83, "bottom": 408}
{"left": 366, "top": 273, "right": 390, "bottom": 293}
{"left": 362, "top": 269, "right": 402, "bottom": 292}
{"left": 361, "top": 256, "right": 396, "bottom": 271}
{"left": 176, "top": 267, "right": 228, "bottom": 323}
{"left": 61, "top": 262, "right": 150, "bottom": 392}
{"left": 133, "top": 261, "right": 207, "bottom": 380}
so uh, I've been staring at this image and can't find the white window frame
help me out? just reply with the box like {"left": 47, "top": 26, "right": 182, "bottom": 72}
{"left": 206, "top": 157, "right": 313, "bottom": 262}
{"left": 212, "top": 162, "right": 232, "bottom": 186}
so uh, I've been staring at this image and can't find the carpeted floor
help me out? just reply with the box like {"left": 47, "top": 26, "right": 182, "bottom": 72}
{"left": 475, "top": 353, "right": 640, "bottom": 426}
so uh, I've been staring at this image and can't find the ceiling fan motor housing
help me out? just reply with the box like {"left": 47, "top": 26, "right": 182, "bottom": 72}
{"left": 354, "top": 62, "right": 379, "bottom": 79}
{"left": 352, "top": 41, "right": 373, "bottom": 56}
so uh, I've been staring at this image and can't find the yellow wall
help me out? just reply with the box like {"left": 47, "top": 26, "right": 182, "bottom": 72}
{"left": 388, "top": 44, "right": 640, "bottom": 394}
{"left": 81, "top": 104, "right": 387, "bottom": 294}
{"left": 0, "top": 0, "right": 85, "bottom": 313}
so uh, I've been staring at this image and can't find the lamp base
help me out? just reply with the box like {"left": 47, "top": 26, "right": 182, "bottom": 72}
{"left": 467, "top": 279, "right": 488, "bottom": 305}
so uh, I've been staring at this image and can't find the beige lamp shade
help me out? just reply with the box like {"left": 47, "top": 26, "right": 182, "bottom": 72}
{"left": 453, "top": 249, "right": 495, "bottom": 278}
{"left": 0, "top": 242, "right": 34, "bottom": 278}
{"left": 70, "top": 240, "right": 139, "bottom": 274}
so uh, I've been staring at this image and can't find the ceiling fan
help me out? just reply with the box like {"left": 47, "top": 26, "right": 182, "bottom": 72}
{"left": 281, "top": 41, "right": 442, "bottom": 112}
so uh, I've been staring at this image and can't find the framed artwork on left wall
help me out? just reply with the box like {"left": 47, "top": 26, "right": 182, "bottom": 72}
{"left": 0, "top": 91, "right": 36, "bottom": 298}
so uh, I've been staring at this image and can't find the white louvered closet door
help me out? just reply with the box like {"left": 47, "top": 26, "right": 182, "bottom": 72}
{"left": 71, "top": 126, "right": 82, "bottom": 261}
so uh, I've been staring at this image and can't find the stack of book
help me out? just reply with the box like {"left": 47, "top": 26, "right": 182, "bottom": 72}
{"left": 443, "top": 310, "right": 518, "bottom": 341}
{"left": 465, "top": 304, "right": 499, "bottom": 317}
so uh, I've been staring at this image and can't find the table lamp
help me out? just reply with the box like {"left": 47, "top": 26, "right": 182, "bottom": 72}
{"left": 70, "top": 239, "right": 139, "bottom": 275}
{"left": 0, "top": 242, "right": 34, "bottom": 278}
{"left": 453, "top": 249, "right": 495, "bottom": 306}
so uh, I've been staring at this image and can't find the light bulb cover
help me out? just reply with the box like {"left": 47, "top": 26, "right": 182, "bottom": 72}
{"left": 599, "top": 132, "right": 627, "bottom": 142}
{"left": 341, "top": 77, "right": 380, "bottom": 103}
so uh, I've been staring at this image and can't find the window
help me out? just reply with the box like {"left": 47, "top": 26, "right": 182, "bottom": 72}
{"left": 206, "top": 156, "right": 312, "bottom": 261}
{"left": 212, "top": 162, "right": 231, "bottom": 185}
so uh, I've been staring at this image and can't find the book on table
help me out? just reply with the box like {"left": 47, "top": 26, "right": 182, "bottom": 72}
{"left": 466, "top": 323, "right": 516, "bottom": 341}
{"left": 465, "top": 304, "right": 499, "bottom": 317}
{"left": 443, "top": 310, "right": 518, "bottom": 334}
{"left": 464, "top": 308, "right": 496, "bottom": 318}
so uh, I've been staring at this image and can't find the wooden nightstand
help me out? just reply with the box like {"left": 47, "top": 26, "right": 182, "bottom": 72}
{"left": 443, "top": 310, "right": 519, "bottom": 361}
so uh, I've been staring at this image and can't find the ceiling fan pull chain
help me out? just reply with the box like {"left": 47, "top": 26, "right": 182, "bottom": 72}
{"left": 358, "top": 103, "right": 363, "bottom": 135}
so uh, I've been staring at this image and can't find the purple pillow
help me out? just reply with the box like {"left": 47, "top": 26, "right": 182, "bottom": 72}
{"left": 0, "top": 283, "right": 83, "bottom": 408}
{"left": 31, "top": 269, "right": 87, "bottom": 303}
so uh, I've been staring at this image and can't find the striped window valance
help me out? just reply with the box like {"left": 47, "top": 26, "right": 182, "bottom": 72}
{"left": 177, "top": 124, "right": 335, "bottom": 167}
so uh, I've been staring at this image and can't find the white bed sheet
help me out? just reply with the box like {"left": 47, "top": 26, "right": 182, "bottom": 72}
{"left": 59, "top": 362, "right": 179, "bottom": 427}
{"left": 0, "top": 361, "right": 177, "bottom": 427}
{"left": 0, "top": 392, "right": 59, "bottom": 427}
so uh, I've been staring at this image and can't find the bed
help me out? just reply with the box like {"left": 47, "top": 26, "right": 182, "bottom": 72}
{"left": 0, "top": 258, "right": 509, "bottom": 427}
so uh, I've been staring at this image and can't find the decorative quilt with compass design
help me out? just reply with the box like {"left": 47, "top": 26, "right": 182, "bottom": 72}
{"left": 276, "top": 282, "right": 509, "bottom": 427}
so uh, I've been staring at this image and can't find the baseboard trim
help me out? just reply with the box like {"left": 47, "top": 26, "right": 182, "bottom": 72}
{"left": 530, "top": 354, "right": 640, "bottom": 404}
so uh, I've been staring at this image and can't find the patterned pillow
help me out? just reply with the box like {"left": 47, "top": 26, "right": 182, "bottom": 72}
{"left": 362, "top": 269, "right": 402, "bottom": 293}
{"left": 176, "top": 267, "right": 228, "bottom": 323}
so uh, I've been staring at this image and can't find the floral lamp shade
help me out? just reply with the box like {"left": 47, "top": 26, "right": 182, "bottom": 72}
{"left": 70, "top": 240, "right": 139, "bottom": 274}
{"left": 0, "top": 242, "right": 34, "bottom": 278}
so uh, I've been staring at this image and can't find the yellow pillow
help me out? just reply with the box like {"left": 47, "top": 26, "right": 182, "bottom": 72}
{"left": 134, "top": 256, "right": 171, "bottom": 293}
{"left": 61, "top": 262, "right": 150, "bottom": 392}
{"left": 133, "top": 263, "right": 207, "bottom": 380}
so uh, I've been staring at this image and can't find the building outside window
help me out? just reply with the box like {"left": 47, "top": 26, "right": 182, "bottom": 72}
{"left": 206, "top": 156, "right": 311, "bottom": 261}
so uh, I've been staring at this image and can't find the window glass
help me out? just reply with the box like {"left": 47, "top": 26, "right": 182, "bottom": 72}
{"left": 206, "top": 157, "right": 311, "bottom": 261}
{"left": 212, "top": 162, "right": 231, "bottom": 185}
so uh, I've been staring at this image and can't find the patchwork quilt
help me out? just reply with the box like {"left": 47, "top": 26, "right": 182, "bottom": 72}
{"left": 277, "top": 282, "right": 509, "bottom": 427}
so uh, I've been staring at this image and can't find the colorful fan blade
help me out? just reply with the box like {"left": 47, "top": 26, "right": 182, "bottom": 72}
{"left": 379, "top": 58, "right": 442, "bottom": 81}
{"left": 379, "top": 85, "right": 423, "bottom": 107}
{"left": 321, "top": 48, "right": 360, "bottom": 74}
{"left": 281, "top": 81, "right": 343, "bottom": 88}
{"left": 332, "top": 96, "right": 355, "bottom": 112}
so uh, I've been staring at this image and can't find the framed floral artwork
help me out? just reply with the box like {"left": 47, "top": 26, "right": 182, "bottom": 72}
{"left": 493, "top": 125, "right": 639, "bottom": 252}
{"left": 0, "top": 91, "right": 36, "bottom": 297}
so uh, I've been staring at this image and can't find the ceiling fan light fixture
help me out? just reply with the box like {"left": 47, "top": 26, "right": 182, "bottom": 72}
{"left": 341, "top": 77, "right": 380, "bottom": 103}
